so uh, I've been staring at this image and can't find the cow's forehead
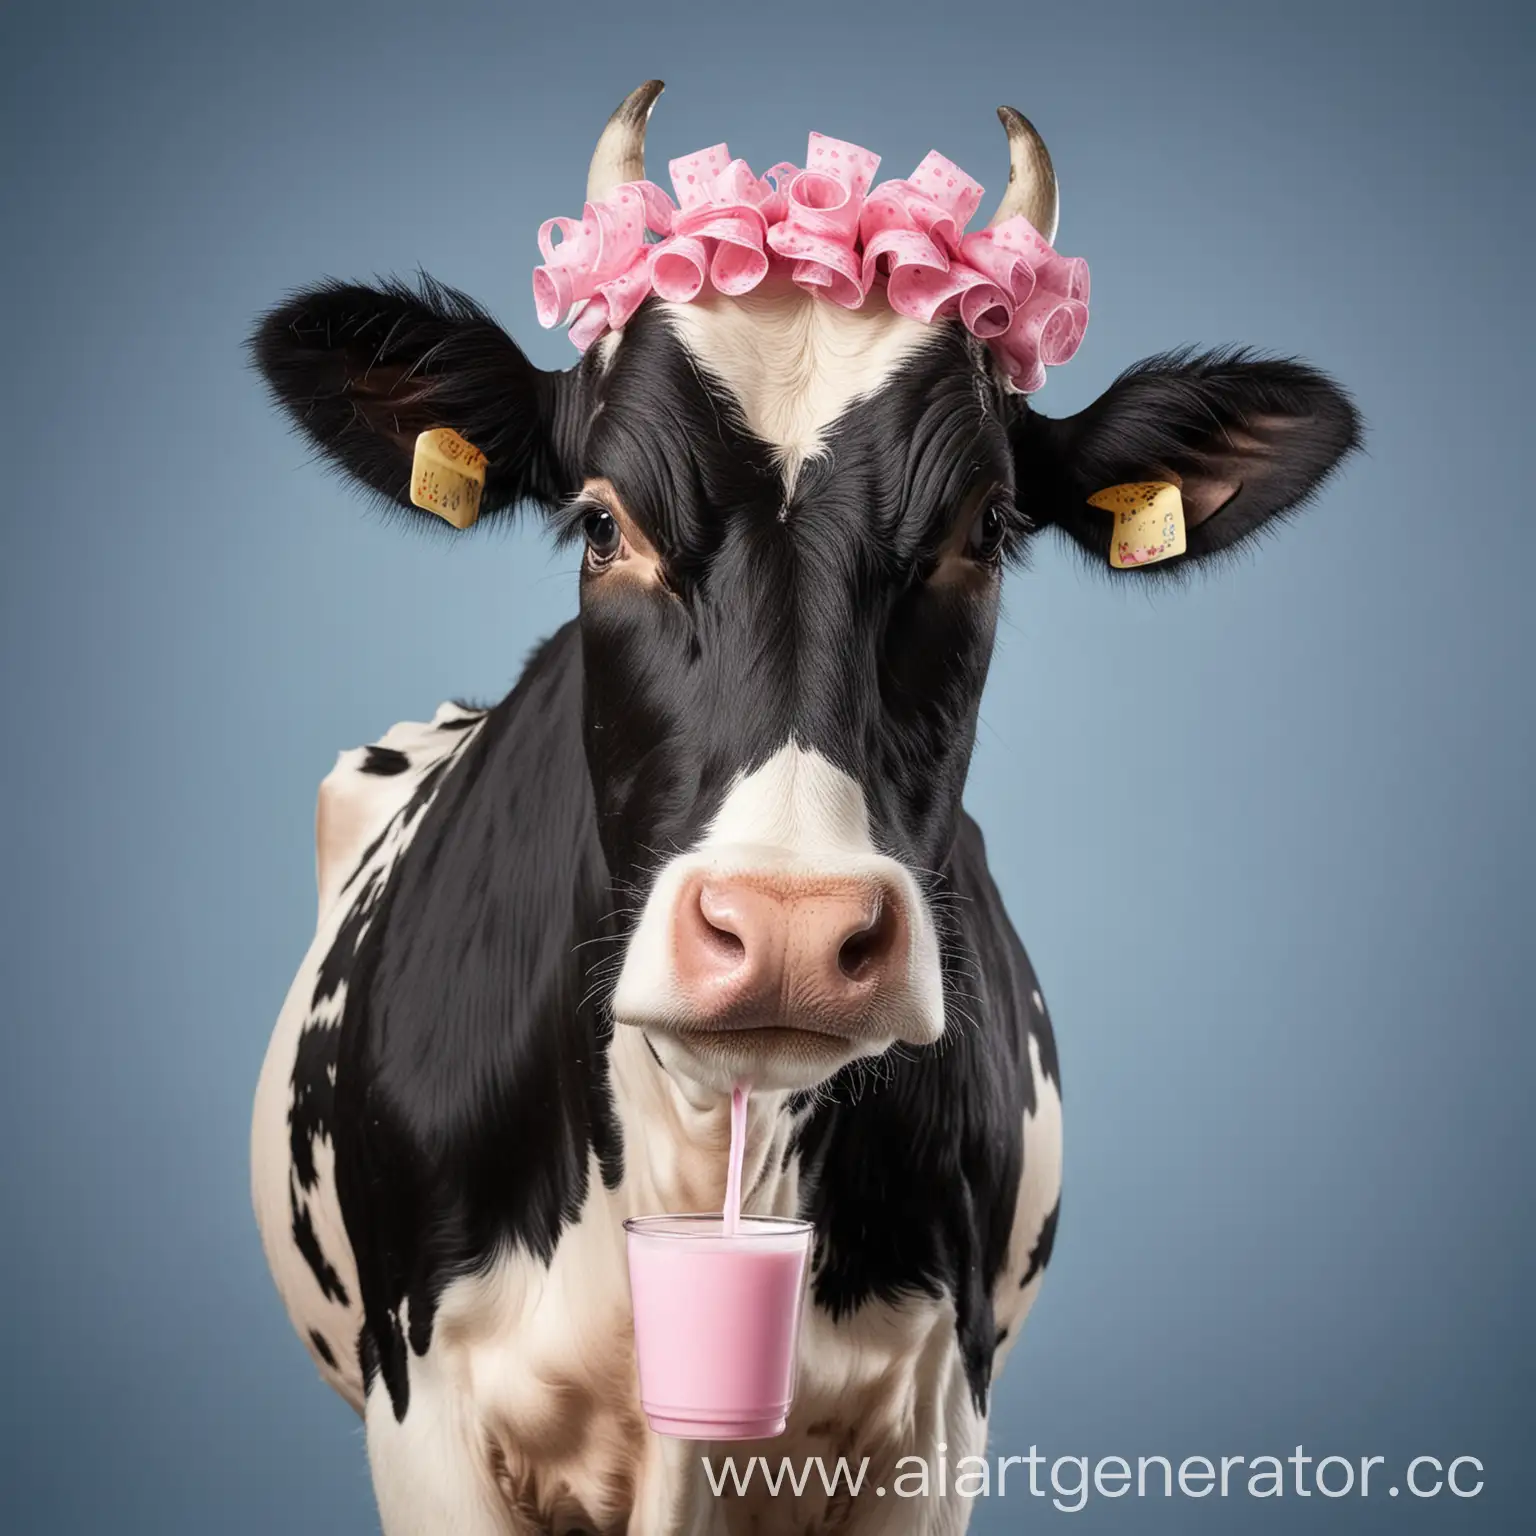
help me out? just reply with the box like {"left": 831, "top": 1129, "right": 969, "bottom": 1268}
{"left": 655, "top": 284, "right": 939, "bottom": 487}
{"left": 583, "top": 285, "right": 1005, "bottom": 557}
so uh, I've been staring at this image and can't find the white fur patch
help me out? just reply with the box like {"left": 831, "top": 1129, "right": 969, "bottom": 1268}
{"left": 314, "top": 704, "right": 481, "bottom": 918}
{"left": 659, "top": 281, "right": 937, "bottom": 491}
{"left": 366, "top": 1355, "right": 512, "bottom": 1535}
{"left": 992, "top": 1030, "right": 1064, "bottom": 1373}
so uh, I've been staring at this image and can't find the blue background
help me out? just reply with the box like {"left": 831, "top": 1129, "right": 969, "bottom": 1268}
{"left": 2, "top": 0, "right": 1530, "bottom": 1530}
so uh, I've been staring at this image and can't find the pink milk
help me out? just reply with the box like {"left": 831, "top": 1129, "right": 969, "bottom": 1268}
{"left": 625, "top": 1213, "right": 812, "bottom": 1440}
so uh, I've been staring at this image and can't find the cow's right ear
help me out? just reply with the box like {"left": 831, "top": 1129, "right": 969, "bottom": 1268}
{"left": 249, "top": 274, "right": 579, "bottom": 521}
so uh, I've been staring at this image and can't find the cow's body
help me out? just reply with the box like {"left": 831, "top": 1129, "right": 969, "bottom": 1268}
{"left": 252, "top": 620, "right": 1062, "bottom": 1534}
{"left": 249, "top": 81, "right": 1357, "bottom": 1536}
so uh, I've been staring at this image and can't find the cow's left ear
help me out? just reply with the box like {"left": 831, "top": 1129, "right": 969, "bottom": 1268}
{"left": 1011, "top": 349, "right": 1362, "bottom": 567}
{"left": 250, "top": 274, "right": 580, "bottom": 522}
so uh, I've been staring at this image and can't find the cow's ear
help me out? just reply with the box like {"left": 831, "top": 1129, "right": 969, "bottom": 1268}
{"left": 1012, "top": 349, "right": 1361, "bottom": 568}
{"left": 250, "top": 275, "right": 579, "bottom": 521}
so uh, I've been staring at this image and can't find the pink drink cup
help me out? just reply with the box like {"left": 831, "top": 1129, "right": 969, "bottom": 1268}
{"left": 625, "top": 1213, "right": 813, "bottom": 1440}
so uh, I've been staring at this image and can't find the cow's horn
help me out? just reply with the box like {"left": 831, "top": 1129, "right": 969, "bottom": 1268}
{"left": 986, "top": 106, "right": 1059, "bottom": 245}
{"left": 587, "top": 80, "right": 665, "bottom": 203}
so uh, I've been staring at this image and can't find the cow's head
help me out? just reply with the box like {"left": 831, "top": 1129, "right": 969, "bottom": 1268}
{"left": 253, "top": 84, "right": 1359, "bottom": 1095}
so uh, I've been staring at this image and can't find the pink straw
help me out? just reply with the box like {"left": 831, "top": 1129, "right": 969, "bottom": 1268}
{"left": 722, "top": 1082, "right": 749, "bottom": 1236}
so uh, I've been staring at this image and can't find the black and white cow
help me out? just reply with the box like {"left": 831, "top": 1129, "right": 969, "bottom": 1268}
{"left": 250, "top": 84, "right": 1359, "bottom": 1534}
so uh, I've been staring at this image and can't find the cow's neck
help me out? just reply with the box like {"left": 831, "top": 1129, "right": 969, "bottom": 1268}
{"left": 606, "top": 1026, "right": 801, "bottom": 1221}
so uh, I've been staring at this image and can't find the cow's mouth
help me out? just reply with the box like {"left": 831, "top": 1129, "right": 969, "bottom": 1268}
{"left": 659, "top": 1023, "right": 868, "bottom": 1056}
{"left": 634, "top": 1015, "right": 887, "bottom": 1094}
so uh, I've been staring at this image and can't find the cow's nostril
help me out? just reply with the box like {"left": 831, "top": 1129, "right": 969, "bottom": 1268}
{"left": 694, "top": 881, "right": 750, "bottom": 967}
{"left": 837, "top": 898, "right": 896, "bottom": 981}
{"left": 700, "top": 914, "right": 746, "bottom": 964}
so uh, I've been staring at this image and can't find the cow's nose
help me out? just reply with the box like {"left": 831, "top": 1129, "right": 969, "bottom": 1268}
{"left": 672, "top": 873, "right": 908, "bottom": 1033}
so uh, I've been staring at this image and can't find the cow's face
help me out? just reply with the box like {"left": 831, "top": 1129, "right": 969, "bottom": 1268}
{"left": 575, "top": 290, "right": 998, "bottom": 1090}
{"left": 253, "top": 94, "right": 1359, "bottom": 1096}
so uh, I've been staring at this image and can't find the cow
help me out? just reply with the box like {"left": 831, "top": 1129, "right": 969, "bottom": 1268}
{"left": 249, "top": 82, "right": 1359, "bottom": 1535}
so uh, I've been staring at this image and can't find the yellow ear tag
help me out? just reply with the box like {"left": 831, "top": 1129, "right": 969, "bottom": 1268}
{"left": 410, "top": 428, "right": 488, "bottom": 529}
{"left": 1088, "top": 481, "right": 1187, "bottom": 569}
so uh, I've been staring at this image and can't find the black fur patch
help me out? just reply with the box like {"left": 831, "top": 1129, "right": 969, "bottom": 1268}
{"left": 311, "top": 869, "right": 384, "bottom": 1010}
{"left": 360, "top": 745, "right": 409, "bottom": 776}
{"left": 309, "top": 1330, "right": 338, "bottom": 1369}
{"left": 1021, "top": 1198, "right": 1060, "bottom": 1291}
{"left": 358, "top": 1325, "right": 378, "bottom": 1396}
{"left": 290, "top": 1184, "right": 349, "bottom": 1307}
{"left": 793, "top": 816, "right": 1040, "bottom": 1414}
{"left": 289, "top": 1022, "right": 339, "bottom": 1193}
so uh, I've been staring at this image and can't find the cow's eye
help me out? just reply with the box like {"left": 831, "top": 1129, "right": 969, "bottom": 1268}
{"left": 583, "top": 509, "right": 623, "bottom": 566}
{"left": 966, "top": 503, "right": 1007, "bottom": 563}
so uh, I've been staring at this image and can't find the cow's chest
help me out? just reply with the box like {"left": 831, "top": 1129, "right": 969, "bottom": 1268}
{"left": 427, "top": 1158, "right": 976, "bottom": 1535}
{"left": 433, "top": 1176, "right": 647, "bottom": 1532}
